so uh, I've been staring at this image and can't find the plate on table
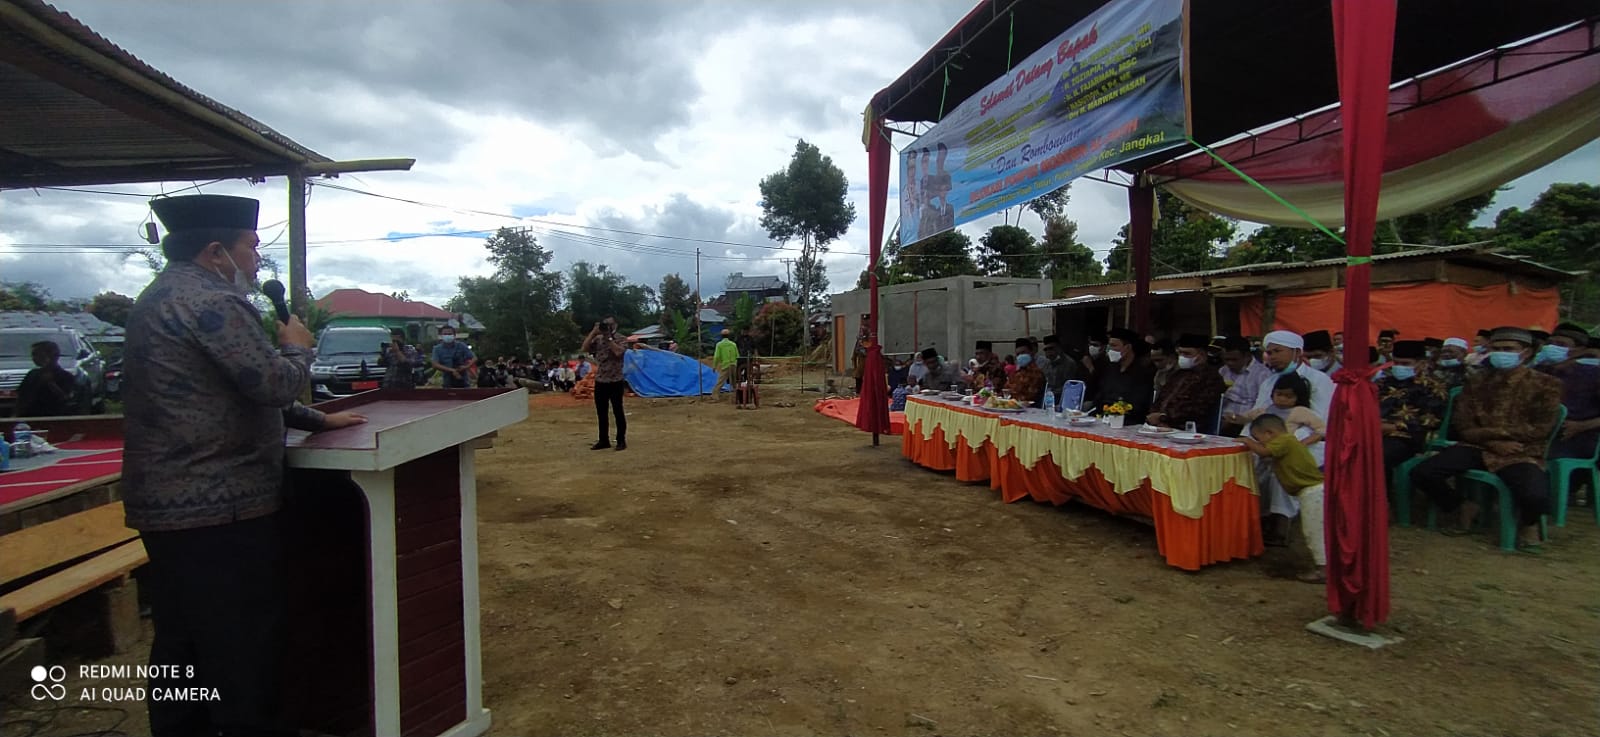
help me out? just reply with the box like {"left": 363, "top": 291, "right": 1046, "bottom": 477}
{"left": 919, "top": 389, "right": 940, "bottom": 395}
{"left": 1068, "top": 416, "right": 1099, "bottom": 426}
{"left": 985, "top": 405, "right": 1027, "bottom": 413}
{"left": 1169, "top": 432, "right": 1206, "bottom": 444}
{"left": 939, "top": 391, "right": 963, "bottom": 400}
{"left": 1137, "top": 425, "right": 1176, "bottom": 436}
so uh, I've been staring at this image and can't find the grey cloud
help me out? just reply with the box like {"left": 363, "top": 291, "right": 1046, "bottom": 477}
{"left": 574, "top": 193, "right": 794, "bottom": 294}
{"left": 306, "top": 253, "right": 459, "bottom": 305}
{"left": 52, "top": 0, "right": 706, "bottom": 160}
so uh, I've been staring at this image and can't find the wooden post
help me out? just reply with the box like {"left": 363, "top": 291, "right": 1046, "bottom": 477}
{"left": 287, "top": 169, "right": 309, "bottom": 318}
{"left": 1208, "top": 292, "right": 1219, "bottom": 337}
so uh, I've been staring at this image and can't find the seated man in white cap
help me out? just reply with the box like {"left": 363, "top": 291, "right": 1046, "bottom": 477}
{"left": 1248, "top": 329, "right": 1336, "bottom": 544}
{"left": 1431, "top": 337, "right": 1472, "bottom": 390}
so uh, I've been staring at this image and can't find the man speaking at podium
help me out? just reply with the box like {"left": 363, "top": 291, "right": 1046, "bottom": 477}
{"left": 123, "top": 194, "right": 365, "bottom": 737}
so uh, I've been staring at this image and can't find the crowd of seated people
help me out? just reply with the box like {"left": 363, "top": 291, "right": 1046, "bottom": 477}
{"left": 887, "top": 320, "right": 1598, "bottom": 565}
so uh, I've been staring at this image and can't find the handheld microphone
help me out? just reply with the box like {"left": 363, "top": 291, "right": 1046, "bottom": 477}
{"left": 261, "top": 279, "right": 291, "bottom": 324}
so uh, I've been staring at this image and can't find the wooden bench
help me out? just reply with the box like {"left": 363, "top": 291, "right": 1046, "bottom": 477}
{"left": 0, "top": 539, "right": 147, "bottom": 622}
{"left": 0, "top": 502, "right": 138, "bottom": 588}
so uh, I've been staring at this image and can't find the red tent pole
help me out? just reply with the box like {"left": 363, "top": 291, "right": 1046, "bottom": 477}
{"left": 855, "top": 114, "right": 892, "bottom": 444}
{"left": 1128, "top": 179, "right": 1155, "bottom": 333}
{"left": 1325, "top": 0, "right": 1396, "bottom": 629}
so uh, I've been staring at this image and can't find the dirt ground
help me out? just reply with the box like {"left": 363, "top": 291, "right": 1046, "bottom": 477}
{"left": 18, "top": 385, "right": 1600, "bottom": 736}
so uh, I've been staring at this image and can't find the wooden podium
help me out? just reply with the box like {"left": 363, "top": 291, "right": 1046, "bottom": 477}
{"left": 282, "top": 388, "right": 526, "bottom": 737}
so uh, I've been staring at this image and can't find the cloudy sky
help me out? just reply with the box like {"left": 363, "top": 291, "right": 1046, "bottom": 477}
{"left": 2, "top": 1, "right": 1596, "bottom": 315}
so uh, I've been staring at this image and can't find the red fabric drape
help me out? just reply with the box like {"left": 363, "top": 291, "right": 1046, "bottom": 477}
{"left": 1128, "top": 182, "right": 1155, "bottom": 334}
{"left": 1326, "top": 0, "right": 1395, "bottom": 628}
{"left": 855, "top": 116, "right": 891, "bottom": 437}
{"left": 1235, "top": 282, "right": 1563, "bottom": 341}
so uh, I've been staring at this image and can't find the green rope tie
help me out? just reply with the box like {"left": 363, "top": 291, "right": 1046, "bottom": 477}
{"left": 1182, "top": 135, "right": 1345, "bottom": 245}
{"left": 1347, "top": 256, "right": 1372, "bottom": 266}
{"left": 937, "top": 55, "right": 963, "bottom": 121}
{"left": 1007, "top": 11, "right": 1016, "bottom": 70}
{"left": 938, "top": 66, "right": 950, "bottom": 120}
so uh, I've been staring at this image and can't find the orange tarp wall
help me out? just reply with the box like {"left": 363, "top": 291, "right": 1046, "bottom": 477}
{"left": 1238, "top": 282, "right": 1561, "bottom": 340}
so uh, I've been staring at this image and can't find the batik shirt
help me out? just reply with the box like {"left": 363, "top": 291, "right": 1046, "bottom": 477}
{"left": 1152, "top": 366, "right": 1227, "bottom": 429}
{"left": 122, "top": 262, "right": 324, "bottom": 532}
{"left": 379, "top": 344, "right": 421, "bottom": 389}
{"left": 1452, "top": 367, "right": 1563, "bottom": 471}
{"left": 1377, "top": 374, "right": 1449, "bottom": 443}
{"left": 587, "top": 332, "right": 626, "bottom": 383}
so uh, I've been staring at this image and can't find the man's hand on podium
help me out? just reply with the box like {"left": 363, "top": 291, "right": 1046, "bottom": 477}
{"left": 323, "top": 411, "right": 368, "bottom": 430}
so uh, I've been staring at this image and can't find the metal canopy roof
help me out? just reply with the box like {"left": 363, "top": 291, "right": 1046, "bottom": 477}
{"left": 0, "top": 0, "right": 331, "bottom": 188}
{"left": 871, "top": 0, "right": 1596, "bottom": 165}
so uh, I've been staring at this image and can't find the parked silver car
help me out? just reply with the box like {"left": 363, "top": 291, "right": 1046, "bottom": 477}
{"left": 0, "top": 326, "right": 107, "bottom": 415}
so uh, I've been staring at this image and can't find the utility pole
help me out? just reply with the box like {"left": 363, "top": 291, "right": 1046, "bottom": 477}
{"left": 695, "top": 248, "right": 703, "bottom": 397}
{"left": 781, "top": 259, "right": 794, "bottom": 303}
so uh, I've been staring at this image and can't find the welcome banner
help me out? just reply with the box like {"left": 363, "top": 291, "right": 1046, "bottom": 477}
{"left": 899, "top": 0, "right": 1187, "bottom": 244}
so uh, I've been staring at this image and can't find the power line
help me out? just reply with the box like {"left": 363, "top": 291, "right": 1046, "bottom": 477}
{"left": 311, "top": 180, "right": 813, "bottom": 254}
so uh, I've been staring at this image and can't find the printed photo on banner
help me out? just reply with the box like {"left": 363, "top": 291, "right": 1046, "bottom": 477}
{"left": 898, "top": 0, "right": 1188, "bottom": 244}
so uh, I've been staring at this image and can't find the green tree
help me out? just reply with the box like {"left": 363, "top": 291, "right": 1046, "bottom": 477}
{"left": 751, "top": 302, "right": 806, "bottom": 355}
{"left": 87, "top": 292, "right": 136, "bottom": 327}
{"left": 567, "top": 261, "right": 652, "bottom": 331}
{"left": 0, "top": 281, "right": 55, "bottom": 311}
{"left": 1025, "top": 185, "right": 1071, "bottom": 223}
{"left": 977, "top": 225, "right": 1040, "bottom": 278}
{"left": 1388, "top": 190, "right": 1496, "bottom": 246}
{"left": 445, "top": 227, "right": 574, "bottom": 359}
{"left": 1494, "top": 182, "right": 1600, "bottom": 323}
{"left": 1494, "top": 183, "right": 1600, "bottom": 271}
{"left": 1222, "top": 225, "right": 1345, "bottom": 266}
{"left": 1105, "top": 190, "right": 1236, "bottom": 278}
{"left": 759, "top": 139, "right": 858, "bottom": 307}
{"left": 1039, "top": 216, "right": 1100, "bottom": 283}
{"left": 727, "top": 293, "right": 758, "bottom": 337}
{"left": 657, "top": 273, "right": 695, "bottom": 330}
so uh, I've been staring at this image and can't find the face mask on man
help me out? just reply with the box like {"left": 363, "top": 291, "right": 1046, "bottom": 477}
{"left": 1177, "top": 355, "right": 1198, "bottom": 370}
{"left": 1487, "top": 350, "right": 1523, "bottom": 370}
{"left": 1535, "top": 344, "right": 1569, "bottom": 364}
{"left": 1437, "top": 358, "right": 1462, "bottom": 368}
{"left": 1105, "top": 349, "right": 1123, "bottom": 364}
{"left": 1015, "top": 353, "right": 1033, "bottom": 368}
{"left": 1577, "top": 357, "right": 1600, "bottom": 367}
{"left": 1088, "top": 345, "right": 1103, "bottom": 358}
{"left": 214, "top": 248, "right": 253, "bottom": 292}
{"left": 441, "top": 334, "right": 456, "bottom": 344}
{"left": 1308, "top": 357, "right": 1331, "bottom": 371}
{"left": 1389, "top": 365, "right": 1417, "bottom": 381}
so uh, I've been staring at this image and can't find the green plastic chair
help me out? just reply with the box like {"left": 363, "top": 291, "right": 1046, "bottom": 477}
{"left": 1456, "top": 405, "right": 1567, "bottom": 551}
{"left": 1549, "top": 430, "right": 1600, "bottom": 527}
{"left": 1428, "top": 386, "right": 1464, "bottom": 452}
{"left": 1391, "top": 386, "right": 1463, "bottom": 527}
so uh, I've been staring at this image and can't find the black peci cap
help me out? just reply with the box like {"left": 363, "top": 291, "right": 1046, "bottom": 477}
{"left": 151, "top": 194, "right": 259, "bottom": 233}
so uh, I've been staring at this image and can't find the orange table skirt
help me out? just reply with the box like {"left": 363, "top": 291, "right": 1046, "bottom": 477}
{"left": 903, "top": 420, "right": 1263, "bottom": 570}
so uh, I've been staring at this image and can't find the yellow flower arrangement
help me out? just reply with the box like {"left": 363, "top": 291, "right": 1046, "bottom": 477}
{"left": 1103, "top": 400, "right": 1134, "bottom": 416}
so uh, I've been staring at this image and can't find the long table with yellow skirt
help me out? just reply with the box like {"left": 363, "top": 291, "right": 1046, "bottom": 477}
{"left": 902, "top": 395, "right": 1263, "bottom": 570}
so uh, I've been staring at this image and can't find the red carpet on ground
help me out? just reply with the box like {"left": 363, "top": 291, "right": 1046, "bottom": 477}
{"left": 0, "top": 448, "right": 122, "bottom": 506}
{"left": 814, "top": 398, "right": 904, "bottom": 436}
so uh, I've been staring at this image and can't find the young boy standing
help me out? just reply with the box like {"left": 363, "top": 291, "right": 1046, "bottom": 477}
{"left": 1241, "top": 413, "right": 1327, "bottom": 583}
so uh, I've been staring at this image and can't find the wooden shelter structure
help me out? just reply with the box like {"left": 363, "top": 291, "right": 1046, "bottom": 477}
{"left": 0, "top": 0, "right": 414, "bottom": 315}
{"left": 862, "top": 0, "right": 1599, "bottom": 629}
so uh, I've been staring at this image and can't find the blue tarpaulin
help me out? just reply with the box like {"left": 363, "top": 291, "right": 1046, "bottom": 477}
{"left": 622, "top": 349, "right": 724, "bottom": 397}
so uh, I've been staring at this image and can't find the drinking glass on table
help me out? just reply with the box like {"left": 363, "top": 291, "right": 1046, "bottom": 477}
{"left": 1185, "top": 421, "right": 1197, "bottom": 435}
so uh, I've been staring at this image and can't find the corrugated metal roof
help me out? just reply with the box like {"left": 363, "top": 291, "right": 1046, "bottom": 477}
{"left": 1023, "top": 289, "right": 1203, "bottom": 310}
{"left": 726, "top": 274, "right": 785, "bottom": 292}
{"left": 0, "top": 0, "right": 329, "bottom": 188}
{"left": 0, "top": 310, "right": 122, "bottom": 336}
{"left": 698, "top": 309, "right": 726, "bottom": 323}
